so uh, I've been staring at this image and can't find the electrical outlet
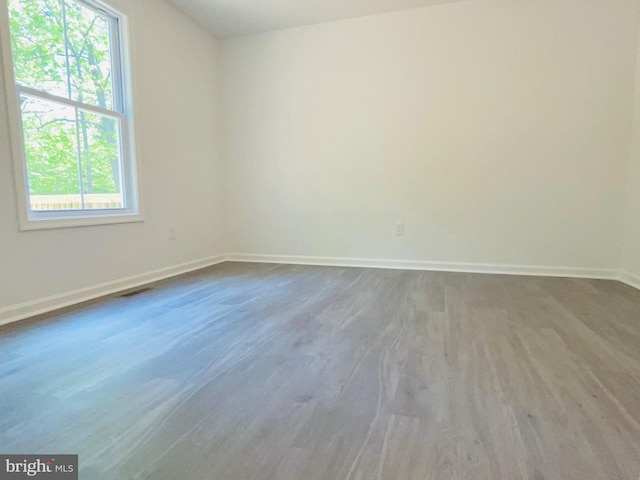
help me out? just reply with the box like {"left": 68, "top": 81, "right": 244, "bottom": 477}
{"left": 169, "top": 226, "right": 177, "bottom": 240}
{"left": 395, "top": 221, "right": 404, "bottom": 236}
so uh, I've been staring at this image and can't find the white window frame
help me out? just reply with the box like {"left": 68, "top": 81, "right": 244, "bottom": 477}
{"left": 0, "top": 0, "right": 142, "bottom": 230}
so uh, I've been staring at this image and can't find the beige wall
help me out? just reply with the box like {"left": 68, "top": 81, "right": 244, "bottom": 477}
{"left": 624, "top": 152, "right": 640, "bottom": 281}
{"left": 0, "top": 0, "right": 226, "bottom": 315}
{"left": 623, "top": 11, "right": 640, "bottom": 285}
{"left": 220, "top": 0, "right": 638, "bottom": 270}
{"left": 2, "top": 0, "right": 640, "bottom": 323}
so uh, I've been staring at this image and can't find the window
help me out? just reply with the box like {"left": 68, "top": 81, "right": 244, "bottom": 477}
{"left": 1, "top": 0, "right": 140, "bottom": 229}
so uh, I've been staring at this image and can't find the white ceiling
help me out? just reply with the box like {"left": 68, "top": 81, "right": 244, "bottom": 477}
{"left": 165, "top": 0, "right": 465, "bottom": 38}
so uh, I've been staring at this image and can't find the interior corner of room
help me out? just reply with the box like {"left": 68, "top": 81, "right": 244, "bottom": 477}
{"left": 2, "top": 0, "right": 640, "bottom": 325}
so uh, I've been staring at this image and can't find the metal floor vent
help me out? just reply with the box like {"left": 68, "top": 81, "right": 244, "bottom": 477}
{"left": 120, "top": 287, "right": 153, "bottom": 298}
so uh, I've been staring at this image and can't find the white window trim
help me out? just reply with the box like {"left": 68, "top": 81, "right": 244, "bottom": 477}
{"left": 0, "top": 0, "right": 143, "bottom": 231}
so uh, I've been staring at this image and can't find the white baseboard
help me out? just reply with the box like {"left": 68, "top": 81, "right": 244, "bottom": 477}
{"left": 226, "top": 253, "right": 618, "bottom": 280}
{"left": 0, "top": 254, "right": 227, "bottom": 327}
{"left": 619, "top": 271, "right": 640, "bottom": 291}
{"left": 2, "top": 253, "right": 636, "bottom": 328}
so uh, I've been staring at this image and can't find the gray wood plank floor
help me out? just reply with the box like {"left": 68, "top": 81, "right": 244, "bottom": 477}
{"left": 1, "top": 262, "right": 639, "bottom": 480}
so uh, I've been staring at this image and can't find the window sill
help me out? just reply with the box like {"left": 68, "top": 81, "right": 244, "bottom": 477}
{"left": 19, "top": 213, "right": 144, "bottom": 231}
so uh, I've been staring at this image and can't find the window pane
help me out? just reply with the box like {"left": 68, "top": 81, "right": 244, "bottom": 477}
{"left": 8, "top": 0, "right": 116, "bottom": 110}
{"left": 77, "top": 110, "right": 124, "bottom": 209}
{"left": 8, "top": 0, "right": 69, "bottom": 99}
{"left": 20, "top": 95, "right": 82, "bottom": 211}
{"left": 64, "top": 0, "right": 115, "bottom": 110}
